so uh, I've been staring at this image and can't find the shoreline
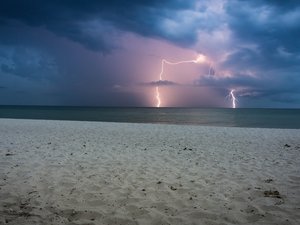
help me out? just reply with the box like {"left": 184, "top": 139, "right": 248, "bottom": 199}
{"left": 1, "top": 117, "right": 300, "bottom": 130}
{"left": 1, "top": 119, "right": 300, "bottom": 225}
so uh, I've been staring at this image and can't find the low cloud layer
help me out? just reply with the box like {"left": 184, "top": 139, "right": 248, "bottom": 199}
{"left": 141, "top": 80, "right": 179, "bottom": 87}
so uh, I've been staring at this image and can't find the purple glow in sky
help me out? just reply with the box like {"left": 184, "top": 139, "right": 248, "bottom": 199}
{"left": 0, "top": 0, "right": 300, "bottom": 107}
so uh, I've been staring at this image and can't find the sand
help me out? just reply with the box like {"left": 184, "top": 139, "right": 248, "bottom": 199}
{"left": 0, "top": 118, "right": 300, "bottom": 225}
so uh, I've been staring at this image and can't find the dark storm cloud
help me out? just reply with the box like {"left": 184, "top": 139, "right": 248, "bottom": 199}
{"left": 0, "top": 0, "right": 197, "bottom": 51}
{"left": 1, "top": 0, "right": 300, "bottom": 107}
{"left": 224, "top": 0, "right": 300, "bottom": 67}
{"left": 250, "top": 0, "right": 299, "bottom": 9}
{"left": 216, "top": 0, "right": 300, "bottom": 106}
{"left": 0, "top": 46, "right": 58, "bottom": 79}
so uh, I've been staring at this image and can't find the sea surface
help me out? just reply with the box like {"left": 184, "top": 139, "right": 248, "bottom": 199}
{"left": 0, "top": 106, "right": 300, "bottom": 129}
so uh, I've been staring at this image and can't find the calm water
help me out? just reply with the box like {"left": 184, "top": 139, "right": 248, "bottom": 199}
{"left": 0, "top": 106, "right": 300, "bottom": 129}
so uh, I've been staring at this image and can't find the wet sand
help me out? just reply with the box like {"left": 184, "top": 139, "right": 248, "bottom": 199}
{"left": 0, "top": 119, "right": 300, "bottom": 225}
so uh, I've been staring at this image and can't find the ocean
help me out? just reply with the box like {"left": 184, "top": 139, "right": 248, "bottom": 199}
{"left": 0, "top": 106, "right": 300, "bottom": 129}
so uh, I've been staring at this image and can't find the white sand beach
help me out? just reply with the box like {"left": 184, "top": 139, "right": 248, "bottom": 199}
{"left": 0, "top": 118, "right": 300, "bottom": 225}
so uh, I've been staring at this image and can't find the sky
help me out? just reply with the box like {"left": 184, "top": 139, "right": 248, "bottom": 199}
{"left": 0, "top": 0, "right": 300, "bottom": 108}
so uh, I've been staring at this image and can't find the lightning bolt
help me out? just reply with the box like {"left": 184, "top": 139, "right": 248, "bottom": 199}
{"left": 229, "top": 89, "right": 237, "bottom": 108}
{"left": 155, "top": 86, "right": 161, "bottom": 108}
{"left": 156, "top": 54, "right": 206, "bottom": 107}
